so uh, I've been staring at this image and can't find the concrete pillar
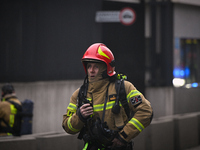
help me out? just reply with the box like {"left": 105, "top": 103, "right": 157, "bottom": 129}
{"left": 149, "top": 118, "right": 174, "bottom": 150}
{"left": 174, "top": 113, "right": 199, "bottom": 150}
{"left": 145, "top": 87, "right": 174, "bottom": 118}
{"left": 134, "top": 126, "right": 151, "bottom": 150}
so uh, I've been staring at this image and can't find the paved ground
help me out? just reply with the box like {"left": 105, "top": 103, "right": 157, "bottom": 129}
{"left": 186, "top": 146, "right": 200, "bottom": 150}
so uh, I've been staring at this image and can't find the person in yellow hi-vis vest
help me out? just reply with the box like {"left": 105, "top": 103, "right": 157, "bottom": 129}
{"left": 62, "top": 43, "right": 153, "bottom": 150}
{"left": 0, "top": 83, "right": 21, "bottom": 136}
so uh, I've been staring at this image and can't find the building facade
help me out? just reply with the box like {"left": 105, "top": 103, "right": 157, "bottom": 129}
{"left": 0, "top": 0, "right": 200, "bottom": 133}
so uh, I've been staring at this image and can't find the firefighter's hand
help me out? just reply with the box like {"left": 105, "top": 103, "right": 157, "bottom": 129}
{"left": 112, "top": 138, "right": 125, "bottom": 148}
{"left": 80, "top": 103, "right": 93, "bottom": 118}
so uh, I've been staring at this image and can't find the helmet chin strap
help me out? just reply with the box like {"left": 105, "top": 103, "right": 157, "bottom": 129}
{"left": 102, "top": 70, "right": 117, "bottom": 83}
{"left": 102, "top": 70, "right": 109, "bottom": 79}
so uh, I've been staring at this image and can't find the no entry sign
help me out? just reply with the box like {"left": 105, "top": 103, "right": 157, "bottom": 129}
{"left": 119, "top": 7, "right": 136, "bottom": 26}
{"left": 95, "top": 7, "right": 136, "bottom": 26}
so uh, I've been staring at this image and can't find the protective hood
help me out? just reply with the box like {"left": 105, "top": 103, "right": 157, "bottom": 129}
{"left": 87, "top": 61, "right": 107, "bottom": 83}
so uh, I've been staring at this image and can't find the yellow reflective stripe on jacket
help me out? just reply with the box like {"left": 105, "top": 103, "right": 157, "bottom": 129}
{"left": 67, "top": 116, "right": 80, "bottom": 132}
{"left": 127, "top": 90, "right": 141, "bottom": 100}
{"left": 10, "top": 104, "right": 17, "bottom": 127}
{"left": 9, "top": 114, "right": 15, "bottom": 127}
{"left": 10, "top": 104, "right": 17, "bottom": 114}
{"left": 129, "top": 118, "right": 144, "bottom": 132}
{"left": 67, "top": 103, "right": 77, "bottom": 111}
{"left": 93, "top": 101, "right": 122, "bottom": 112}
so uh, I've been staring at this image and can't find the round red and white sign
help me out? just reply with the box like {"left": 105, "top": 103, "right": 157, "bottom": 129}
{"left": 119, "top": 7, "right": 136, "bottom": 26}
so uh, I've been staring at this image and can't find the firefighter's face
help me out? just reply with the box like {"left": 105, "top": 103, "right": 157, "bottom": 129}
{"left": 87, "top": 63, "right": 99, "bottom": 79}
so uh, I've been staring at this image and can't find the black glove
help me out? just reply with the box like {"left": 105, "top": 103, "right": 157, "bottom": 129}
{"left": 77, "top": 108, "right": 88, "bottom": 123}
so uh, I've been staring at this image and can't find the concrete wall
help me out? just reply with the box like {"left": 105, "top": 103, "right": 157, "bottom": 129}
{"left": 145, "top": 87, "right": 174, "bottom": 118}
{"left": 1, "top": 112, "right": 200, "bottom": 150}
{"left": 134, "top": 112, "right": 200, "bottom": 150}
{"left": 0, "top": 132, "right": 84, "bottom": 150}
{"left": 174, "top": 3, "right": 200, "bottom": 38}
{"left": 1, "top": 81, "right": 200, "bottom": 133}
{"left": 145, "top": 86, "right": 200, "bottom": 118}
{"left": 1, "top": 80, "right": 200, "bottom": 150}
{"left": 145, "top": 1, "right": 200, "bottom": 39}
{"left": 174, "top": 87, "right": 200, "bottom": 114}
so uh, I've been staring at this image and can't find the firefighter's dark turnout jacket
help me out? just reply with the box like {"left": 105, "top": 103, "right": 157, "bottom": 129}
{"left": 62, "top": 77, "right": 153, "bottom": 143}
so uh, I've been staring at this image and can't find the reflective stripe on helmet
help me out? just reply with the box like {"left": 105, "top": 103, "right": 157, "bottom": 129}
{"left": 98, "top": 46, "right": 110, "bottom": 59}
{"left": 129, "top": 118, "right": 144, "bottom": 132}
{"left": 67, "top": 116, "right": 80, "bottom": 132}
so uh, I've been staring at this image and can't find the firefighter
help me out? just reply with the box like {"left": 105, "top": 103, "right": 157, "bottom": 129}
{"left": 62, "top": 43, "right": 153, "bottom": 150}
{"left": 0, "top": 83, "right": 21, "bottom": 136}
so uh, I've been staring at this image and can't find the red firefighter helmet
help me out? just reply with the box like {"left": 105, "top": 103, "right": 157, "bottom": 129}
{"left": 82, "top": 43, "right": 116, "bottom": 76}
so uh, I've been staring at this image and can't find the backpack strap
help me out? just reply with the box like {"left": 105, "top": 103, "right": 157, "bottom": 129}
{"left": 7, "top": 100, "right": 22, "bottom": 112}
{"left": 114, "top": 79, "right": 130, "bottom": 119}
{"left": 0, "top": 118, "right": 14, "bottom": 133}
{"left": 77, "top": 76, "right": 89, "bottom": 108}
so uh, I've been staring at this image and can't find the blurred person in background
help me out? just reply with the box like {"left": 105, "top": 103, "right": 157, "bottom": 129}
{"left": 0, "top": 83, "right": 21, "bottom": 136}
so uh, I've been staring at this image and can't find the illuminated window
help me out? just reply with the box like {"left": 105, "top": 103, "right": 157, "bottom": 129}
{"left": 173, "top": 38, "right": 200, "bottom": 88}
